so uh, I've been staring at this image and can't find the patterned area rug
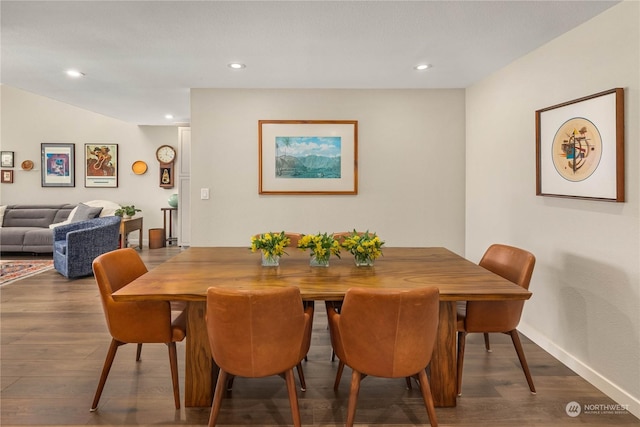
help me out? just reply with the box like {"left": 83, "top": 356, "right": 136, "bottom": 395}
{"left": 0, "top": 260, "right": 54, "bottom": 286}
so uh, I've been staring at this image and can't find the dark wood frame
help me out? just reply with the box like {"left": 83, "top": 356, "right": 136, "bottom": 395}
{"left": 159, "top": 163, "right": 174, "bottom": 188}
{"left": 1, "top": 169, "right": 14, "bottom": 183}
{"left": 258, "top": 120, "right": 358, "bottom": 195}
{"left": 536, "top": 88, "right": 624, "bottom": 202}
{"left": 41, "top": 143, "right": 75, "bottom": 187}
{"left": 1, "top": 151, "right": 14, "bottom": 168}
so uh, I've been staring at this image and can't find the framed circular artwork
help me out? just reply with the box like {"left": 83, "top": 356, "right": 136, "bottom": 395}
{"left": 551, "top": 117, "right": 602, "bottom": 182}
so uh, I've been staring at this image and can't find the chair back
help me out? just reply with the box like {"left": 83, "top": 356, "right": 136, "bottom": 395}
{"left": 93, "top": 248, "right": 174, "bottom": 343}
{"left": 284, "top": 232, "right": 302, "bottom": 248}
{"left": 465, "top": 244, "right": 536, "bottom": 332}
{"left": 332, "top": 231, "right": 364, "bottom": 244}
{"left": 206, "top": 286, "right": 306, "bottom": 378}
{"left": 334, "top": 287, "right": 440, "bottom": 378}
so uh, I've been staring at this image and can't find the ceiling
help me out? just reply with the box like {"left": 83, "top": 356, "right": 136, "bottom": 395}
{"left": 1, "top": 0, "right": 620, "bottom": 126}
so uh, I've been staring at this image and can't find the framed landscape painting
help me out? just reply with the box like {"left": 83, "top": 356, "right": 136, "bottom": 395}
{"left": 85, "top": 143, "right": 118, "bottom": 187}
{"left": 536, "top": 88, "right": 624, "bottom": 202}
{"left": 258, "top": 120, "right": 358, "bottom": 195}
{"left": 41, "top": 143, "right": 75, "bottom": 187}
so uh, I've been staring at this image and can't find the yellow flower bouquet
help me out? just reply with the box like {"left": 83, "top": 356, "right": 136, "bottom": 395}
{"left": 250, "top": 231, "right": 290, "bottom": 266}
{"left": 341, "top": 230, "right": 385, "bottom": 266}
{"left": 297, "top": 232, "right": 341, "bottom": 267}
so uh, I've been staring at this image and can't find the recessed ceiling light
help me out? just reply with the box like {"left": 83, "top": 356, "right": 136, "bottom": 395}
{"left": 65, "top": 69, "right": 85, "bottom": 78}
{"left": 165, "top": 114, "right": 174, "bottom": 120}
{"left": 228, "top": 63, "right": 246, "bottom": 69}
{"left": 414, "top": 64, "right": 431, "bottom": 71}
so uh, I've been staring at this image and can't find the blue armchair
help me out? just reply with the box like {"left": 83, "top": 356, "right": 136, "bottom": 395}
{"left": 53, "top": 216, "right": 122, "bottom": 278}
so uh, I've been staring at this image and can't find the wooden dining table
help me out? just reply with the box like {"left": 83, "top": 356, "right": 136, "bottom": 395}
{"left": 112, "top": 246, "right": 532, "bottom": 408}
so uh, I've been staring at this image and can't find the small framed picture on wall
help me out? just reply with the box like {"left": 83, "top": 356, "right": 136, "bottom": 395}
{"left": 1, "top": 169, "right": 14, "bottom": 183}
{"left": 1, "top": 151, "right": 14, "bottom": 167}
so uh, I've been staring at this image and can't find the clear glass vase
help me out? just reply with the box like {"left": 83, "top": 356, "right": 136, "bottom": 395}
{"left": 354, "top": 256, "right": 374, "bottom": 267}
{"left": 261, "top": 252, "right": 280, "bottom": 267}
{"left": 310, "top": 254, "right": 329, "bottom": 267}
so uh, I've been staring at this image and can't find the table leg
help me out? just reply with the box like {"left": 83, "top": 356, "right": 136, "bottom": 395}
{"left": 429, "top": 300, "right": 457, "bottom": 407}
{"left": 138, "top": 218, "right": 143, "bottom": 250}
{"left": 182, "top": 299, "right": 458, "bottom": 408}
{"left": 184, "top": 301, "right": 218, "bottom": 407}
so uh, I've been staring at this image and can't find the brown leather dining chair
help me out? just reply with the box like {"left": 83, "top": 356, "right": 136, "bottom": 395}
{"left": 205, "top": 286, "right": 312, "bottom": 427}
{"left": 326, "top": 287, "right": 440, "bottom": 427}
{"left": 284, "top": 232, "right": 302, "bottom": 248}
{"left": 247, "top": 231, "right": 314, "bottom": 391}
{"left": 327, "top": 231, "right": 364, "bottom": 362}
{"left": 90, "top": 248, "right": 186, "bottom": 411}
{"left": 456, "top": 243, "right": 536, "bottom": 395}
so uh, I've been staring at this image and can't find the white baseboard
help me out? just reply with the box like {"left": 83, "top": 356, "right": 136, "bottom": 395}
{"left": 519, "top": 322, "right": 640, "bottom": 419}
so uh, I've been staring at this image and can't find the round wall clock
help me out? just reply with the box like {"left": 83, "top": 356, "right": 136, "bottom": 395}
{"left": 156, "top": 145, "right": 176, "bottom": 188}
{"left": 156, "top": 145, "right": 176, "bottom": 163}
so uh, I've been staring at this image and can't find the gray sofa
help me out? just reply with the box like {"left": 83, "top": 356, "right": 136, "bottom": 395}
{"left": 1, "top": 204, "right": 76, "bottom": 253}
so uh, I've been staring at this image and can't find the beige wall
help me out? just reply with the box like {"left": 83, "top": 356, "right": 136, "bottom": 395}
{"left": 466, "top": 1, "right": 639, "bottom": 416}
{"left": 189, "top": 89, "right": 466, "bottom": 251}
{"left": 0, "top": 85, "right": 180, "bottom": 244}
{"left": 2, "top": 1, "right": 637, "bottom": 416}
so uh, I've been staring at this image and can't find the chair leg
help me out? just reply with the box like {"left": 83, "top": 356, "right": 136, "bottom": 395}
{"left": 509, "top": 330, "right": 536, "bottom": 394}
{"left": 483, "top": 333, "right": 492, "bottom": 352}
{"left": 456, "top": 331, "right": 467, "bottom": 396}
{"left": 418, "top": 369, "right": 439, "bottom": 427}
{"left": 405, "top": 376, "right": 412, "bottom": 390}
{"left": 208, "top": 369, "right": 228, "bottom": 427}
{"left": 136, "top": 343, "right": 143, "bottom": 361}
{"left": 346, "top": 370, "right": 362, "bottom": 427}
{"left": 334, "top": 360, "right": 345, "bottom": 390}
{"left": 167, "top": 342, "right": 181, "bottom": 409}
{"left": 296, "top": 362, "right": 307, "bottom": 391}
{"left": 284, "top": 369, "right": 302, "bottom": 427}
{"left": 226, "top": 375, "right": 235, "bottom": 391}
{"left": 90, "top": 338, "right": 123, "bottom": 411}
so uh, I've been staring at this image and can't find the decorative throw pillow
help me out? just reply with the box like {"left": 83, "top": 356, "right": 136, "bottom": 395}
{"left": 49, "top": 205, "right": 80, "bottom": 229}
{"left": 70, "top": 203, "right": 103, "bottom": 223}
{"left": 0, "top": 205, "right": 6, "bottom": 227}
{"left": 82, "top": 200, "right": 121, "bottom": 217}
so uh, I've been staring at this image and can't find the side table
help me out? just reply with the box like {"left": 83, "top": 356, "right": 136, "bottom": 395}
{"left": 120, "top": 216, "right": 143, "bottom": 250}
{"left": 161, "top": 207, "right": 178, "bottom": 246}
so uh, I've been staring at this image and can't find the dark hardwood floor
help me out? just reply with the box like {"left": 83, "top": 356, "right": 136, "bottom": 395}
{"left": 1, "top": 247, "right": 638, "bottom": 426}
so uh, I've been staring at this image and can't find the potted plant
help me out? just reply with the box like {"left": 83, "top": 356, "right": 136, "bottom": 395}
{"left": 114, "top": 205, "right": 141, "bottom": 219}
{"left": 250, "top": 231, "right": 290, "bottom": 266}
{"left": 341, "top": 230, "right": 385, "bottom": 266}
{"left": 297, "top": 232, "right": 341, "bottom": 267}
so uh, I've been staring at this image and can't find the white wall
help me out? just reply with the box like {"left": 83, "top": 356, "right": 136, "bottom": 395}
{"left": 0, "top": 85, "right": 180, "bottom": 245}
{"left": 466, "top": 0, "right": 639, "bottom": 417}
{"left": 189, "top": 89, "right": 466, "bottom": 251}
